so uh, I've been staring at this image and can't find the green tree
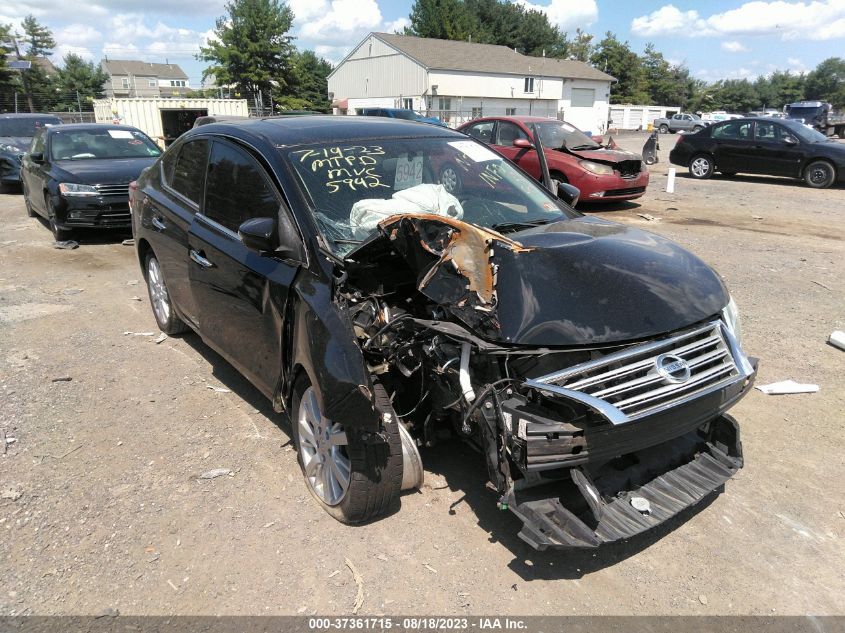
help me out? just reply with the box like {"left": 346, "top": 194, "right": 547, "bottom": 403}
{"left": 0, "top": 23, "right": 15, "bottom": 102}
{"left": 199, "top": 0, "right": 297, "bottom": 97}
{"left": 275, "top": 49, "right": 333, "bottom": 112}
{"left": 54, "top": 53, "right": 108, "bottom": 112}
{"left": 21, "top": 15, "right": 56, "bottom": 57}
{"left": 711, "top": 79, "right": 760, "bottom": 112}
{"left": 804, "top": 57, "right": 845, "bottom": 108}
{"left": 568, "top": 29, "right": 593, "bottom": 62}
{"left": 405, "top": 0, "right": 479, "bottom": 41}
{"left": 641, "top": 44, "right": 692, "bottom": 107}
{"left": 6, "top": 16, "right": 57, "bottom": 112}
{"left": 591, "top": 32, "right": 648, "bottom": 104}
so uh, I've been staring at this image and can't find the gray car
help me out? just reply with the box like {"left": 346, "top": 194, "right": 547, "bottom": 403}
{"left": 654, "top": 113, "right": 706, "bottom": 134}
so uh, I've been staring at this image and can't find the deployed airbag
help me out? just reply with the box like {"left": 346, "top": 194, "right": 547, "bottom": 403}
{"left": 349, "top": 184, "right": 463, "bottom": 239}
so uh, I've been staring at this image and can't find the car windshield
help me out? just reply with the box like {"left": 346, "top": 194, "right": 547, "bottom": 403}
{"left": 787, "top": 107, "right": 822, "bottom": 120}
{"left": 532, "top": 121, "right": 600, "bottom": 150}
{"left": 783, "top": 122, "right": 829, "bottom": 143}
{"left": 391, "top": 110, "right": 418, "bottom": 120}
{"left": 0, "top": 117, "right": 61, "bottom": 137}
{"left": 284, "top": 137, "right": 577, "bottom": 256}
{"left": 50, "top": 128, "right": 162, "bottom": 160}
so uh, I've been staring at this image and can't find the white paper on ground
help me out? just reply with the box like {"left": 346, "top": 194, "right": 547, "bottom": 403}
{"left": 755, "top": 379, "right": 819, "bottom": 395}
{"left": 828, "top": 330, "right": 845, "bottom": 351}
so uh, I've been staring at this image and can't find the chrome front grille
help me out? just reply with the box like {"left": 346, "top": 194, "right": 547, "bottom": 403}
{"left": 95, "top": 183, "right": 130, "bottom": 197}
{"left": 526, "top": 321, "right": 751, "bottom": 425}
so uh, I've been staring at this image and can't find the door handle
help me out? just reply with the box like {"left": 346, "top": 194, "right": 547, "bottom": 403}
{"left": 151, "top": 216, "right": 166, "bottom": 231}
{"left": 189, "top": 249, "right": 214, "bottom": 268}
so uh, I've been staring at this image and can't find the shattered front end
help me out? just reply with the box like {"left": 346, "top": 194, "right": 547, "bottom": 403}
{"left": 340, "top": 213, "right": 757, "bottom": 551}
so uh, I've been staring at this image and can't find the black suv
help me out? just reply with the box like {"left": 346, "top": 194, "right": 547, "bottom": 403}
{"left": 131, "top": 116, "right": 756, "bottom": 551}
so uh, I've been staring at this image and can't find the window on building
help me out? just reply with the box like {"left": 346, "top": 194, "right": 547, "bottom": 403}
{"left": 524, "top": 77, "right": 534, "bottom": 93}
{"left": 471, "top": 107, "right": 483, "bottom": 119}
{"left": 438, "top": 97, "right": 451, "bottom": 112}
{"left": 571, "top": 88, "right": 595, "bottom": 108}
{"left": 505, "top": 107, "right": 517, "bottom": 116}
{"left": 121, "top": 78, "right": 130, "bottom": 88}
{"left": 169, "top": 80, "right": 186, "bottom": 87}
{"left": 402, "top": 98, "right": 413, "bottom": 110}
{"left": 148, "top": 79, "right": 157, "bottom": 87}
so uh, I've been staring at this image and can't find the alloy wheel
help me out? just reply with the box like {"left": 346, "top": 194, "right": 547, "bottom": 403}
{"left": 440, "top": 166, "right": 459, "bottom": 193}
{"left": 147, "top": 257, "right": 171, "bottom": 324}
{"left": 690, "top": 157, "right": 711, "bottom": 178}
{"left": 297, "top": 386, "right": 351, "bottom": 506}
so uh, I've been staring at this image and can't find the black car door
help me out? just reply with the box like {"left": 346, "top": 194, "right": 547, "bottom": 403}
{"left": 188, "top": 138, "right": 302, "bottom": 397}
{"left": 144, "top": 137, "right": 209, "bottom": 325}
{"left": 21, "top": 130, "right": 49, "bottom": 215}
{"left": 711, "top": 121, "right": 754, "bottom": 173}
{"left": 751, "top": 121, "right": 804, "bottom": 176}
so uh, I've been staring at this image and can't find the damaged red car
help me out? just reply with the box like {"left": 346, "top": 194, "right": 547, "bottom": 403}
{"left": 131, "top": 116, "right": 756, "bottom": 550}
{"left": 455, "top": 116, "right": 650, "bottom": 203}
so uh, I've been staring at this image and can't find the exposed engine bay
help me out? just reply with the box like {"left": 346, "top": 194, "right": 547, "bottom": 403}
{"left": 336, "top": 212, "right": 757, "bottom": 550}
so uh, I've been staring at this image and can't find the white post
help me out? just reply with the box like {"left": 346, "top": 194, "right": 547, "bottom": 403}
{"left": 667, "top": 168, "right": 676, "bottom": 193}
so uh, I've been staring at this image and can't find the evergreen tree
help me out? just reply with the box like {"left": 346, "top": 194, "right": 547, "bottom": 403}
{"left": 404, "top": 0, "right": 479, "bottom": 42}
{"left": 199, "top": 0, "right": 297, "bottom": 96}
{"left": 275, "top": 50, "right": 333, "bottom": 112}
{"left": 568, "top": 29, "right": 593, "bottom": 62}
{"left": 804, "top": 57, "right": 845, "bottom": 108}
{"left": 22, "top": 15, "right": 56, "bottom": 57}
{"left": 54, "top": 53, "right": 108, "bottom": 112}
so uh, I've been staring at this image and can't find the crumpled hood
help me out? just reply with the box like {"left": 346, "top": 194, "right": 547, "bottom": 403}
{"left": 52, "top": 157, "right": 157, "bottom": 185}
{"left": 492, "top": 217, "right": 728, "bottom": 346}
{"left": 564, "top": 147, "right": 641, "bottom": 164}
{"left": 348, "top": 215, "right": 728, "bottom": 347}
{"left": 0, "top": 137, "right": 32, "bottom": 152}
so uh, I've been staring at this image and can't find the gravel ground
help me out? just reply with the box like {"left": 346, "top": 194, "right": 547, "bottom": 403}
{"left": 0, "top": 132, "right": 843, "bottom": 616}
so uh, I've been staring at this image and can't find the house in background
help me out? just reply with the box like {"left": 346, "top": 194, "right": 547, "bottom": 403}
{"left": 328, "top": 33, "right": 615, "bottom": 133}
{"left": 100, "top": 59, "right": 191, "bottom": 99}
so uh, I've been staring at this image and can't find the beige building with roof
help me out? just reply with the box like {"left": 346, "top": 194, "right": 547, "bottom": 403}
{"left": 328, "top": 33, "right": 615, "bottom": 134}
{"left": 100, "top": 59, "right": 191, "bottom": 99}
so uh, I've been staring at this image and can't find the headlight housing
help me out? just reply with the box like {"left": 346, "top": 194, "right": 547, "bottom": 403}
{"left": 578, "top": 160, "right": 615, "bottom": 176}
{"left": 721, "top": 295, "right": 743, "bottom": 347}
{"left": 59, "top": 183, "right": 98, "bottom": 197}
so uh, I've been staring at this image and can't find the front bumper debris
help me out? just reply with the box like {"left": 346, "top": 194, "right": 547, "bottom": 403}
{"left": 507, "top": 414, "right": 744, "bottom": 550}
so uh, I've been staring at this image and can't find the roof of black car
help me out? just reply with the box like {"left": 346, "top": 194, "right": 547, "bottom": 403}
{"left": 46, "top": 123, "right": 142, "bottom": 133}
{"left": 196, "top": 115, "right": 462, "bottom": 147}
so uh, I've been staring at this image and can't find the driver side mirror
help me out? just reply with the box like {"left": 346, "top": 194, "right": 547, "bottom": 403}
{"left": 29, "top": 152, "right": 44, "bottom": 163}
{"left": 783, "top": 136, "right": 798, "bottom": 146}
{"left": 512, "top": 138, "right": 534, "bottom": 149}
{"left": 239, "top": 216, "right": 303, "bottom": 261}
{"left": 555, "top": 181, "right": 580, "bottom": 207}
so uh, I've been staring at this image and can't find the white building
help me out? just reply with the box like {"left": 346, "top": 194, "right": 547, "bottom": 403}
{"left": 328, "top": 33, "right": 615, "bottom": 134}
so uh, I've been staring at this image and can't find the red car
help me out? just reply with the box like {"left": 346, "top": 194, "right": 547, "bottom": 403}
{"left": 452, "top": 116, "right": 649, "bottom": 203}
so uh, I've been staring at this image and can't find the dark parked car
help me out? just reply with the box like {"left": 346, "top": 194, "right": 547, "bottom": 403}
{"left": 0, "top": 113, "right": 63, "bottom": 192}
{"left": 457, "top": 116, "right": 649, "bottom": 203}
{"left": 669, "top": 117, "right": 845, "bottom": 188}
{"left": 360, "top": 107, "right": 446, "bottom": 127}
{"left": 21, "top": 123, "right": 162, "bottom": 240}
{"left": 131, "top": 116, "right": 755, "bottom": 550}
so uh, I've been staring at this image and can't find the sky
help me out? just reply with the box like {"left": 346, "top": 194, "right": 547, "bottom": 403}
{"left": 2, "top": 0, "right": 844, "bottom": 87}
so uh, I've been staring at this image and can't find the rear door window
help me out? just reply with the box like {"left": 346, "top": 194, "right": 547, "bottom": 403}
{"left": 494, "top": 121, "right": 529, "bottom": 146}
{"left": 167, "top": 139, "right": 209, "bottom": 205}
{"left": 712, "top": 121, "right": 752, "bottom": 140}
{"left": 464, "top": 121, "right": 494, "bottom": 143}
{"left": 203, "top": 140, "right": 279, "bottom": 233}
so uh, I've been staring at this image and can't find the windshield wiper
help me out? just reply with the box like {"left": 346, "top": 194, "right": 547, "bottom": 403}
{"left": 491, "top": 217, "right": 558, "bottom": 233}
{"left": 568, "top": 144, "right": 599, "bottom": 150}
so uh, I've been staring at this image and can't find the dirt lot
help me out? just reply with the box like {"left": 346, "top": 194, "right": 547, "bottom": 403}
{"left": 1, "top": 132, "right": 843, "bottom": 617}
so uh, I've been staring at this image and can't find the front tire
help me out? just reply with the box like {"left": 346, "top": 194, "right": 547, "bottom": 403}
{"left": 804, "top": 160, "right": 835, "bottom": 189}
{"left": 659, "top": 124, "right": 669, "bottom": 134}
{"left": 45, "top": 194, "right": 73, "bottom": 241}
{"left": 292, "top": 378, "right": 402, "bottom": 524}
{"left": 689, "top": 154, "right": 715, "bottom": 179}
{"left": 144, "top": 252, "right": 189, "bottom": 334}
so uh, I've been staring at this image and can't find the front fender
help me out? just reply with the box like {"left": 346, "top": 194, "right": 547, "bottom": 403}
{"left": 286, "top": 269, "right": 379, "bottom": 432}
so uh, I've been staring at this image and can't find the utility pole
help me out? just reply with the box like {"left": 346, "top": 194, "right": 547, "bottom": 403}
{"left": 76, "top": 90, "right": 83, "bottom": 121}
{"left": 11, "top": 35, "right": 35, "bottom": 113}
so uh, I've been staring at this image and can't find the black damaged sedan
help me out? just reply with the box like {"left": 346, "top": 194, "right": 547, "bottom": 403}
{"left": 21, "top": 123, "right": 161, "bottom": 240}
{"left": 131, "top": 116, "right": 757, "bottom": 550}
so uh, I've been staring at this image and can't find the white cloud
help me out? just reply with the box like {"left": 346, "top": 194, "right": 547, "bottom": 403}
{"left": 632, "top": 1, "right": 845, "bottom": 40}
{"left": 515, "top": 0, "right": 598, "bottom": 31}
{"left": 288, "top": 0, "right": 329, "bottom": 23}
{"left": 50, "top": 24, "right": 103, "bottom": 63}
{"left": 384, "top": 17, "right": 410, "bottom": 34}
{"left": 299, "top": 0, "right": 383, "bottom": 41}
{"left": 721, "top": 40, "right": 749, "bottom": 52}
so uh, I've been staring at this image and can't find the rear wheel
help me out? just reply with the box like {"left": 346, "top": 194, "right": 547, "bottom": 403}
{"left": 292, "top": 377, "right": 402, "bottom": 524}
{"left": 144, "top": 252, "right": 189, "bottom": 334}
{"left": 804, "top": 160, "right": 835, "bottom": 189}
{"left": 659, "top": 124, "right": 669, "bottom": 134}
{"left": 689, "top": 154, "right": 715, "bottom": 179}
